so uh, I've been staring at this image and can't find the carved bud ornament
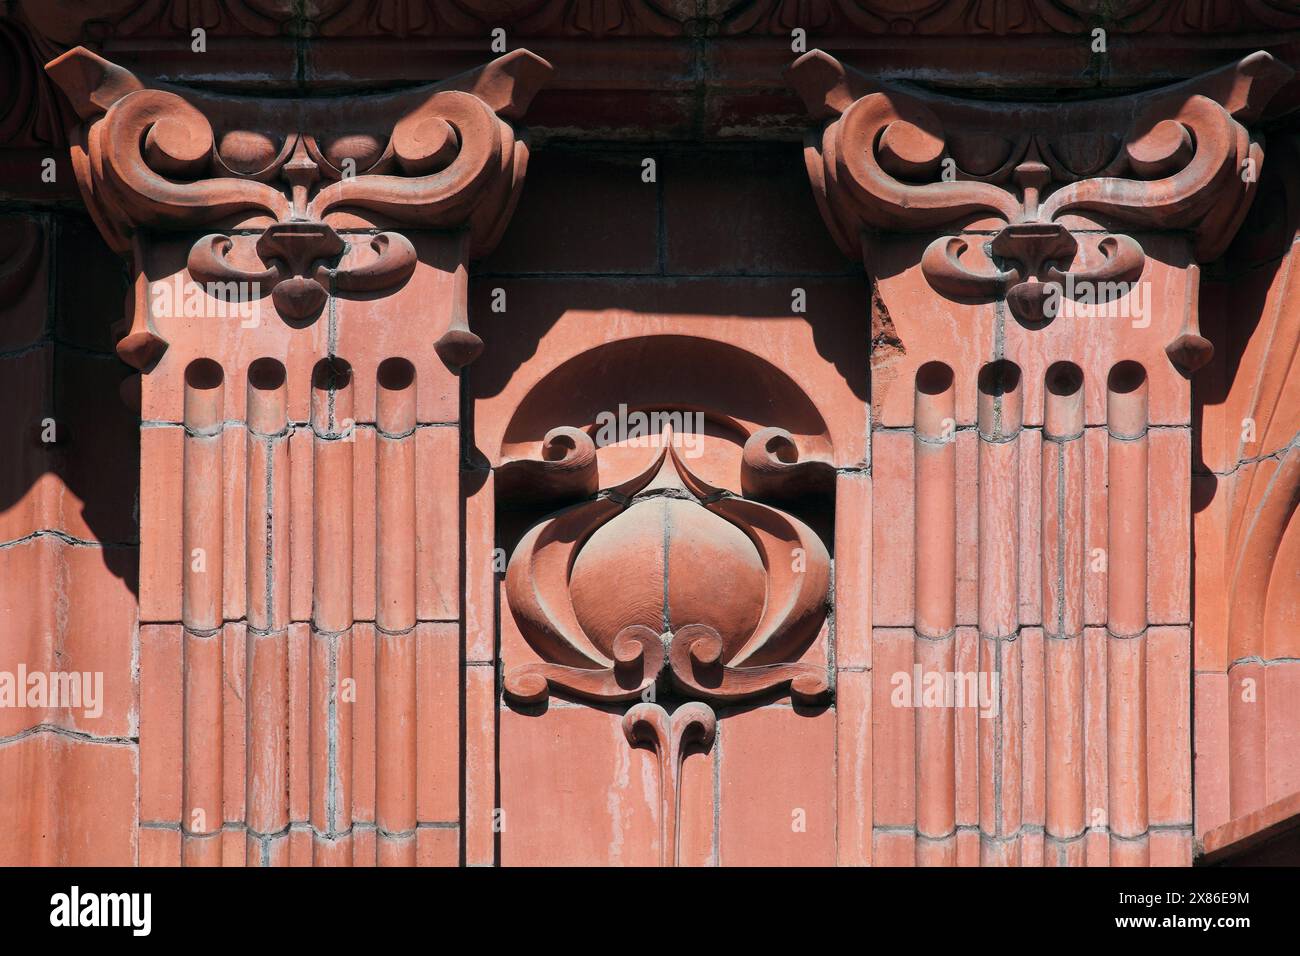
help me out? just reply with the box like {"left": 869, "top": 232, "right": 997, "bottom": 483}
{"left": 500, "top": 424, "right": 835, "bottom": 708}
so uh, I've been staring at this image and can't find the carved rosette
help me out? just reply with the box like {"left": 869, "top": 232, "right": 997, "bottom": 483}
{"left": 790, "top": 49, "right": 1293, "bottom": 371}
{"left": 501, "top": 424, "right": 834, "bottom": 709}
{"left": 45, "top": 44, "right": 551, "bottom": 371}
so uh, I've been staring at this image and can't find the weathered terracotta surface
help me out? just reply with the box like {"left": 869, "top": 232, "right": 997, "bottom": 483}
{"left": 2, "top": 1, "right": 1300, "bottom": 867}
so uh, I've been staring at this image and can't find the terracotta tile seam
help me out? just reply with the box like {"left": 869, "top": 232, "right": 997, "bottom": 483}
{"left": 1194, "top": 432, "right": 1300, "bottom": 478}
{"left": 837, "top": 665, "right": 872, "bottom": 673}
{"left": 1044, "top": 829, "right": 1089, "bottom": 844}
{"left": 914, "top": 627, "right": 956, "bottom": 642}
{"left": 1225, "top": 654, "right": 1300, "bottom": 668}
{"left": 1107, "top": 627, "right": 1150, "bottom": 640}
{"left": 982, "top": 429, "right": 1024, "bottom": 444}
{"left": 374, "top": 624, "right": 417, "bottom": 638}
{"left": 373, "top": 826, "right": 419, "bottom": 840}
{"left": 140, "top": 616, "right": 459, "bottom": 631}
{"left": 1044, "top": 630, "right": 1086, "bottom": 641}
{"left": 875, "top": 424, "right": 1186, "bottom": 435}
{"left": 1043, "top": 429, "right": 1086, "bottom": 444}
{"left": 0, "top": 722, "right": 137, "bottom": 748}
{"left": 140, "top": 420, "right": 458, "bottom": 431}
{"left": 0, "top": 529, "right": 138, "bottom": 549}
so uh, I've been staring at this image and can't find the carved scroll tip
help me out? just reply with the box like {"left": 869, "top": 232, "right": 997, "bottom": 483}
{"left": 785, "top": 50, "right": 851, "bottom": 120}
{"left": 44, "top": 46, "right": 143, "bottom": 120}
{"left": 1233, "top": 50, "right": 1294, "bottom": 121}
{"left": 503, "top": 668, "right": 549, "bottom": 706}
{"left": 448, "top": 47, "right": 555, "bottom": 122}
{"left": 1166, "top": 332, "right": 1214, "bottom": 375}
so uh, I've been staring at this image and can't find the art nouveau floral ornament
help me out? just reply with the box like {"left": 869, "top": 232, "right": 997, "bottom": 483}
{"left": 502, "top": 424, "right": 833, "bottom": 707}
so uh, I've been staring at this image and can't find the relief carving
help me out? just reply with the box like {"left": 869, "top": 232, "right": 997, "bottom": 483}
{"left": 45, "top": 45, "right": 551, "bottom": 367}
{"left": 791, "top": 49, "right": 1292, "bottom": 369}
{"left": 502, "top": 425, "right": 833, "bottom": 707}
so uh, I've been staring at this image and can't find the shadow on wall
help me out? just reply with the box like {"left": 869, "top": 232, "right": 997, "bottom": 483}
{"left": 0, "top": 212, "right": 139, "bottom": 594}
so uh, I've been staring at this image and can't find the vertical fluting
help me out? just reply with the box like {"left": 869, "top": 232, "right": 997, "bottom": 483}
{"left": 976, "top": 360, "right": 1023, "bottom": 867}
{"left": 182, "top": 359, "right": 225, "bottom": 866}
{"left": 914, "top": 361, "right": 956, "bottom": 866}
{"left": 1042, "top": 362, "right": 1086, "bottom": 866}
{"left": 1106, "top": 361, "right": 1149, "bottom": 866}
{"left": 311, "top": 358, "right": 355, "bottom": 865}
{"left": 245, "top": 359, "right": 290, "bottom": 863}
{"left": 376, "top": 359, "right": 418, "bottom": 866}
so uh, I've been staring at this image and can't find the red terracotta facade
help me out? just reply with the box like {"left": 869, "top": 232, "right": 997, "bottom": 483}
{"left": 1, "top": 1, "right": 1299, "bottom": 867}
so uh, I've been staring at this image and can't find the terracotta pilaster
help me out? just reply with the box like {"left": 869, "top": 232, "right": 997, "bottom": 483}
{"left": 45, "top": 45, "right": 551, "bottom": 866}
{"left": 791, "top": 49, "right": 1292, "bottom": 866}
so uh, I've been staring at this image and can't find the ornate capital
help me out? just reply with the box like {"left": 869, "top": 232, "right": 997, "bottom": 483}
{"left": 45, "top": 45, "right": 551, "bottom": 367}
{"left": 791, "top": 49, "right": 1292, "bottom": 367}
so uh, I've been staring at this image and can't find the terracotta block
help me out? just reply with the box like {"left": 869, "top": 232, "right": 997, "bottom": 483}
{"left": 1193, "top": 671, "right": 1230, "bottom": 838}
{"left": 1150, "top": 828, "right": 1193, "bottom": 866}
{"left": 1147, "top": 429, "right": 1190, "bottom": 625}
{"left": 416, "top": 826, "right": 459, "bottom": 867}
{"left": 871, "top": 432, "right": 914, "bottom": 627}
{"left": 872, "top": 829, "right": 915, "bottom": 866}
{"left": 222, "top": 623, "right": 246, "bottom": 826}
{"left": 953, "top": 627, "right": 980, "bottom": 828}
{"left": 465, "top": 663, "right": 497, "bottom": 866}
{"left": 1146, "top": 627, "right": 1191, "bottom": 826}
{"left": 663, "top": 149, "right": 852, "bottom": 276}
{"left": 0, "top": 733, "right": 137, "bottom": 866}
{"left": 0, "top": 536, "right": 136, "bottom": 738}
{"left": 872, "top": 628, "right": 915, "bottom": 826}
{"left": 416, "top": 623, "right": 460, "bottom": 824}
{"left": 836, "top": 669, "right": 872, "bottom": 866}
{"left": 1021, "top": 627, "right": 1046, "bottom": 830}
{"left": 415, "top": 426, "right": 460, "bottom": 622}
{"left": 288, "top": 426, "right": 315, "bottom": 623}
{"left": 720, "top": 705, "right": 836, "bottom": 866}
{"left": 501, "top": 704, "right": 658, "bottom": 866}
{"left": 140, "top": 624, "right": 182, "bottom": 824}
{"left": 351, "top": 623, "right": 377, "bottom": 826}
{"left": 1191, "top": 473, "right": 1227, "bottom": 672}
{"left": 139, "top": 425, "right": 184, "bottom": 623}
{"left": 1018, "top": 427, "right": 1043, "bottom": 627}
{"left": 834, "top": 472, "right": 872, "bottom": 668}
{"left": 351, "top": 428, "right": 377, "bottom": 624}
{"left": 1265, "top": 662, "right": 1300, "bottom": 803}
{"left": 139, "top": 826, "right": 181, "bottom": 867}
{"left": 482, "top": 152, "right": 659, "bottom": 275}
{"left": 1083, "top": 427, "right": 1109, "bottom": 627}
{"left": 287, "top": 622, "right": 311, "bottom": 825}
